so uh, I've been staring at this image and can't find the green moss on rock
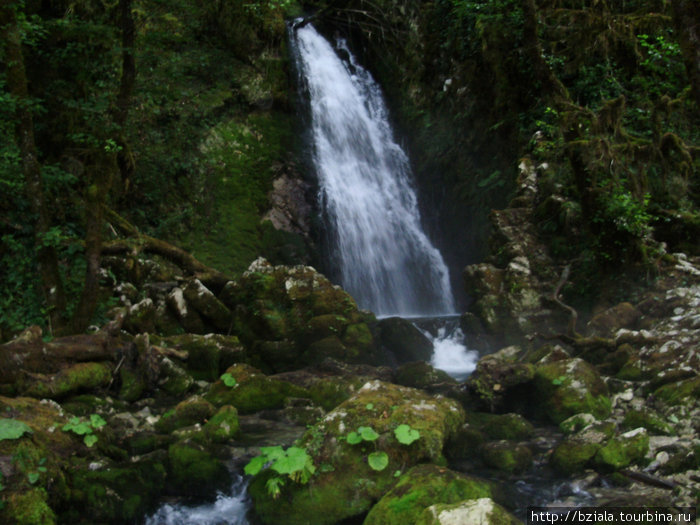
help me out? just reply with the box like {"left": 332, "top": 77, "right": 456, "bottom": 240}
{"left": 5, "top": 488, "right": 56, "bottom": 525}
{"left": 653, "top": 376, "right": 700, "bottom": 406}
{"left": 533, "top": 358, "right": 611, "bottom": 424}
{"left": 205, "top": 363, "right": 309, "bottom": 413}
{"left": 202, "top": 405, "right": 239, "bottom": 443}
{"left": 249, "top": 381, "right": 465, "bottom": 524}
{"left": 481, "top": 413, "right": 534, "bottom": 440}
{"left": 594, "top": 427, "right": 649, "bottom": 471}
{"left": 364, "top": 464, "right": 493, "bottom": 525}
{"left": 167, "top": 441, "right": 231, "bottom": 497}
{"left": 155, "top": 395, "right": 215, "bottom": 434}
{"left": 22, "top": 362, "right": 112, "bottom": 400}
{"left": 481, "top": 441, "right": 533, "bottom": 473}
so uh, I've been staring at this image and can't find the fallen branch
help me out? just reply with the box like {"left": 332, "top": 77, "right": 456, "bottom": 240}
{"left": 102, "top": 206, "right": 231, "bottom": 289}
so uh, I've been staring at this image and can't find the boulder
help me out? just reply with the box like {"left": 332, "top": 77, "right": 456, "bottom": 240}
{"left": 466, "top": 346, "right": 535, "bottom": 411}
{"left": 248, "top": 380, "right": 465, "bottom": 524}
{"left": 219, "top": 259, "right": 380, "bottom": 372}
{"left": 481, "top": 440, "right": 533, "bottom": 473}
{"left": 205, "top": 363, "right": 309, "bottom": 414}
{"left": 532, "top": 358, "right": 611, "bottom": 424}
{"left": 377, "top": 317, "right": 434, "bottom": 363}
{"left": 416, "top": 498, "right": 522, "bottom": 525}
{"left": 586, "top": 302, "right": 641, "bottom": 337}
{"left": 364, "top": 464, "right": 494, "bottom": 524}
{"left": 594, "top": 427, "right": 650, "bottom": 471}
{"left": 182, "top": 279, "right": 233, "bottom": 331}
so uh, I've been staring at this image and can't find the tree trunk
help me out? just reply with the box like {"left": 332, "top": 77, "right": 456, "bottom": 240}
{"left": 72, "top": 0, "right": 136, "bottom": 332}
{"left": 1, "top": 4, "right": 67, "bottom": 334}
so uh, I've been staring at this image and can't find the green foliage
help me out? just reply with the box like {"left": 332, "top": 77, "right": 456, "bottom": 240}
{"left": 367, "top": 451, "right": 389, "bottom": 471}
{"left": 220, "top": 373, "right": 237, "bottom": 388}
{"left": 244, "top": 445, "right": 315, "bottom": 498}
{"left": 0, "top": 419, "right": 33, "bottom": 441}
{"left": 62, "top": 414, "right": 106, "bottom": 447}
{"left": 394, "top": 424, "right": 420, "bottom": 445}
{"left": 347, "top": 426, "right": 379, "bottom": 444}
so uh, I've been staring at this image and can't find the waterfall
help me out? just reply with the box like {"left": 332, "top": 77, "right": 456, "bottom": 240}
{"left": 290, "top": 24, "right": 455, "bottom": 317}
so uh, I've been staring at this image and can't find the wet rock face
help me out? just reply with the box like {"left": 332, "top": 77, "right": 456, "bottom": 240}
{"left": 462, "top": 160, "right": 564, "bottom": 342}
{"left": 263, "top": 173, "right": 313, "bottom": 238}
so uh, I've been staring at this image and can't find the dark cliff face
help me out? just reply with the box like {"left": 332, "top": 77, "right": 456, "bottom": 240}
{"left": 304, "top": 0, "right": 699, "bottom": 306}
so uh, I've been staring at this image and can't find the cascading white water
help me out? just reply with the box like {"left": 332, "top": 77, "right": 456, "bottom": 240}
{"left": 291, "top": 23, "right": 455, "bottom": 317}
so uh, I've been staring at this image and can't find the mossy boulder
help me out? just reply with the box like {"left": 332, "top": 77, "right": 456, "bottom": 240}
{"left": 481, "top": 413, "right": 534, "bottom": 441}
{"left": 167, "top": 440, "right": 231, "bottom": 498}
{"left": 481, "top": 441, "right": 533, "bottom": 473}
{"left": 3, "top": 488, "right": 56, "bottom": 525}
{"left": 64, "top": 452, "right": 168, "bottom": 523}
{"left": 202, "top": 405, "right": 239, "bottom": 443}
{"left": 182, "top": 278, "right": 233, "bottom": 331}
{"left": 21, "top": 362, "right": 113, "bottom": 400}
{"left": 621, "top": 408, "right": 674, "bottom": 435}
{"left": 416, "top": 498, "right": 522, "bottom": 525}
{"left": 219, "top": 260, "right": 380, "bottom": 372}
{"left": 594, "top": 427, "right": 649, "bottom": 471}
{"left": 377, "top": 317, "right": 434, "bottom": 363}
{"left": 151, "top": 333, "right": 245, "bottom": 381}
{"left": 364, "top": 464, "right": 494, "bottom": 525}
{"left": 248, "top": 381, "right": 465, "bottom": 524}
{"left": 445, "top": 425, "right": 486, "bottom": 460}
{"left": 652, "top": 376, "right": 700, "bottom": 406}
{"left": 306, "top": 375, "right": 368, "bottom": 412}
{"left": 550, "top": 421, "right": 616, "bottom": 474}
{"left": 154, "top": 395, "right": 215, "bottom": 434}
{"left": 533, "top": 358, "right": 611, "bottom": 424}
{"left": 395, "top": 361, "right": 456, "bottom": 390}
{"left": 157, "top": 357, "right": 194, "bottom": 396}
{"left": 559, "top": 413, "right": 597, "bottom": 435}
{"left": 466, "top": 347, "right": 535, "bottom": 411}
{"left": 205, "top": 363, "right": 309, "bottom": 413}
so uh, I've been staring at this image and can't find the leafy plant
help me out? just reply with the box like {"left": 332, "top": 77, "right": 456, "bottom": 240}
{"left": 367, "top": 451, "right": 389, "bottom": 471}
{"left": 244, "top": 445, "right": 316, "bottom": 498}
{"left": 62, "top": 414, "right": 106, "bottom": 448}
{"left": 551, "top": 375, "right": 566, "bottom": 386}
{"left": 220, "top": 372, "right": 237, "bottom": 387}
{"left": 0, "top": 419, "right": 33, "bottom": 441}
{"left": 346, "top": 426, "right": 379, "bottom": 445}
{"left": 394, "top": 424, "right": 420, "bottom": 445}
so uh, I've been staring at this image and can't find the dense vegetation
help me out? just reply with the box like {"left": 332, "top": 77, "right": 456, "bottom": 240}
{"left": 310, "top": 0, "right": 699, "bottom": 301}
{"left": 0, "top": 0, "right": 304, "bottom": 340}
{"left": 1, "top": 0, "right": 698, "bottom": 339}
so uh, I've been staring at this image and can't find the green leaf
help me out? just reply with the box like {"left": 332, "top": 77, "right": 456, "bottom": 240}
{"left": 265, "top": 476, "right": 284, "bottom": 499}
{"left": 394, "top": 424, "right": 420, "bottom": 445}
{"left": 367, "top": 451, "right": 388, "bottom": 471}
{"left": 244, "top": 455, "right": 268, "bottom": 476}
{"left": 346, "top": 431, "right": 362, "bottom": 445}
{"left": 271, "top": 447, "right": 310, "bottom": 475}
{"left": 0, "top": 419, "right": 32, "bottom": 441}
{"left": 365, "top": 403, "right": 374, "bottom": 410}
{"left": 83, "top": 435, "right": 98, "bottom": 447}
{"left": 220, "top": 373, "right": 237, "bottom": 387}
{"left": 358, "top": 426, "right": 379, "bottom": 441}
{"left": 393, "top": 469, "right": 402, "bottom": 478}
{"left": 259, "top": 446, "right": 285, "bottom": 462}
{"left": 27, "top": 472, "right": 40, "bottom": 484}
{"left": 89, "top": 414, "right": 106, "bottom": 429}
